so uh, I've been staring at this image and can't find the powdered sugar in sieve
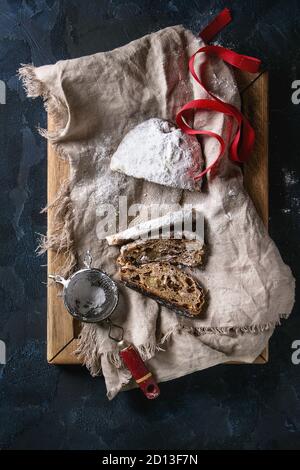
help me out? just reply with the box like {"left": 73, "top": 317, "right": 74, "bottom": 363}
{"left": 64, "top": 270, "right": 117, "bottom": 320}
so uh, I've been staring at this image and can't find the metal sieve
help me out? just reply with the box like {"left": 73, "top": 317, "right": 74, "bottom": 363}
{"left": 49, "top": 251, "right": 160, "bottom": 399}
{"left": 50, "top": 252, "right": 119, "bottom": 323}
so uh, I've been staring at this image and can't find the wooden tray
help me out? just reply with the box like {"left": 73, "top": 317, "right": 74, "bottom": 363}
{"left": 47, "top": 70, "right": 269, "bottom": 365}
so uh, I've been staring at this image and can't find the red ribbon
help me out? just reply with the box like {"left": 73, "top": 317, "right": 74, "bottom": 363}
{"left": 176, "top": 8, "right": 261, "bottom": 180}
{"left": 199, "top": 7, "right": 232, "bottom": 43}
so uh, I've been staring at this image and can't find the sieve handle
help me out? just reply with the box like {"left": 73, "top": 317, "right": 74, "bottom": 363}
{"left": 119, "top": 344, "right": 160, "bottom": 399}
{"left": 49, "top": 274, "right": 69, "bottom": 288}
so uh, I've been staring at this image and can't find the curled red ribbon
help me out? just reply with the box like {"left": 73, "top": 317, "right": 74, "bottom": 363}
{"left": 176, "top": 8, "right": 261, "bottom": 180}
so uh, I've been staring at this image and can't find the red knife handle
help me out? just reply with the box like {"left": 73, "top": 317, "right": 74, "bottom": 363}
{"left": 119, "top": 344, "right": 160, "bottom": 399}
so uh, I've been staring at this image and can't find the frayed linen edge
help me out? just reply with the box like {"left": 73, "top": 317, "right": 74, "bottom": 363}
{"left": 159, "top": 313, "right": 289, "bottom": 343}
{"left": 19, "top": 64, "right": 77, "bottom": 277}
{"left": 18, "top": 64, "right": 70, "bottom": 145}
{"left": 37, "top": 181, "right": 77, "bottom": 277}
{"left": 75, "top": 312, "right": 289, "bottom": 395}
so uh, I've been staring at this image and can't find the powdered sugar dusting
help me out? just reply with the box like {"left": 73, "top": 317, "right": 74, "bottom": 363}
{"left": 90, "top": 136, "right": 128, "bottom": 207}
{"left": 209, "top": 69, "right": 238, "bottom": 102}
{"left": 283, "top": 168, "right": 299, "bottom": 186}
{"left": 110, "top": 118, "right": 203, "bottom": 191}
{"left": 281, "top": 169, "right": 299, "bottom": 215}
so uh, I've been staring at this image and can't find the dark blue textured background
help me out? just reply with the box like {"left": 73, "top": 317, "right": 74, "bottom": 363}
{"left": 0, "top": 0, "right": 299, "bottom": 450}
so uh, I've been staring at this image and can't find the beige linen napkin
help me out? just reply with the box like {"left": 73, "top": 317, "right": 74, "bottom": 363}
{"left": 20, "top": 25, "right": 295, "bottom": 399}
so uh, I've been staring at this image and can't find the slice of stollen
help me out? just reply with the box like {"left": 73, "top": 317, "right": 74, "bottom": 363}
{"left": 106, "top": 209, "right": 204, "bottom": 246}
{"left": 110, "top": 118, "right": 203, "bottom": 191}
{"left": 117, "top": 239, "right": 205, "bottom": 267}
{"left": 118, "top": 262, "right": 206, "bottom": 317}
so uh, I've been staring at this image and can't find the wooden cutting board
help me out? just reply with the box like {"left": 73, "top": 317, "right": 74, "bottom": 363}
{"left": 47, "top": 70, "right": 269, "bottom": 365}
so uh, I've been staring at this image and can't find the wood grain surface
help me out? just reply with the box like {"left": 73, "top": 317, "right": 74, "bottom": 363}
{"left": 47, "top": 71, "right": 269, "bottom": 365}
